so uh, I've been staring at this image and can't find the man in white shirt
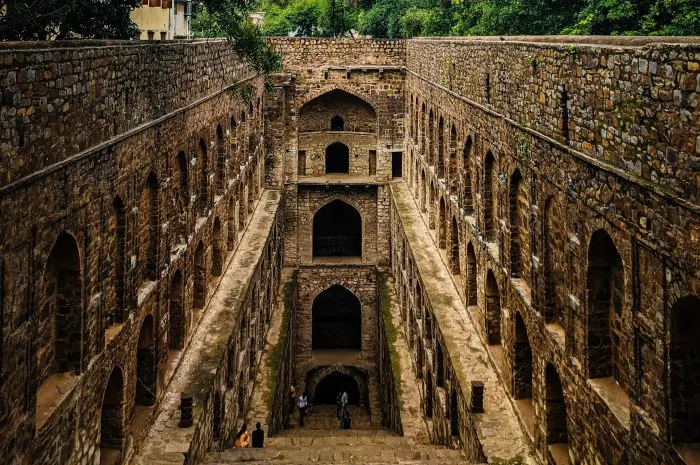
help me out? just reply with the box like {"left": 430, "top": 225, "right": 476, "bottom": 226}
{"left": 297, "top": 392, "right": 308, "bottom": 426}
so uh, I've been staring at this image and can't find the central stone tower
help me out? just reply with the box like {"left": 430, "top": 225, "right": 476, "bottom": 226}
{"left": 265, "top": 39, "right": 406, "bottom": 420}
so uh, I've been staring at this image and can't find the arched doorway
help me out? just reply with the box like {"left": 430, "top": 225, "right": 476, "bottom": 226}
{"left": 325, "top": 142, "right": 349, "bottom": 173}
{"left": 586, "top": 229, "right": 626, "bottom": 390}
{"left": 100, "top": 366, "right": 124, "bottom": 465}
{"left": 312, "top": 285, "right": 361, "bottom": 350}
{"left": 670, "top": 295, "right": 700, "bottom": 444}
{"left": 314, "top": 372, "right": 360, "bottom": 405}
{"left": 312, "top": 200, "right": 361, "bottom": 258}
{"left": 438, "top": 197, "right": 446, "bottom": 249}
{"left": 483, "top": 151, "right": 495, "bottom": 240}
{"left": 212, "top": 218, "right": 223, "bottom": 277}
{"left": 136, "top": 315, "right": 156, "bottom": 407}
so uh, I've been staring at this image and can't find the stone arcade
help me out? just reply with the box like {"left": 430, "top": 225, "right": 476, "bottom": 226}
{"left": 0, "top": 36, "right": 698, "bottom": 465}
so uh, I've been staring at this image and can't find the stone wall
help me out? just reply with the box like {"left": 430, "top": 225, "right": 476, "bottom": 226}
{"left": 377, "top": 271, "right": 404, "bottom": 436}
{"left": 267, "top": 269, "right": 298, "bottom": 437}
{"left": 0, "top": 40, "right": 268, "bottom": 465}
{"left": 403, "top": 37, "right": 700, "bottom": 465}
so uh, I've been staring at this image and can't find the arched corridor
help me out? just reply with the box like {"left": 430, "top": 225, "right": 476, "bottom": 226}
{"left": 314, "top": 372, "right": 360, "bottom": 405}
{"left": 312, "top": 285, "right": 361, "bottom": 350}
{"left": 100, "top": 366, "right": 124, "bottom": 465}
{"left": 313, "top": 200, "right": 362, "bottom": 258}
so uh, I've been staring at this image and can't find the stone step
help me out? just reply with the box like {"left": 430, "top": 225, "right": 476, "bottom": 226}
{"left": 206, "top": 443, "right": 466, "bottom": 464}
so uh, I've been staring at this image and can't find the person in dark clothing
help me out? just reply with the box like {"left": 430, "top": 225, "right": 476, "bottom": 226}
{"left": 340, "top": 408, "right": 351, "bottom": 429}
{"left": 251, "top": 422, "right": 264, "bottom": 448}
{"left": 336, "top": 392, "right": 342, "bottom": 419}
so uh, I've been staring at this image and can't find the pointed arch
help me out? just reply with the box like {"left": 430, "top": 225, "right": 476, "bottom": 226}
{"left": 135, "top": 314, "right": 156, "bottom": 407}
{"left": 325, "top": 142, "right": 350, "bottom": 174}
{"left": 670, "top": 295, "right": 700, "bottom": 443}
{"left": 513, "top": 312, "right": 533, "bottom": 400}
{"left": 39, "top": 232, "right": 83, "bottom": 381}
{"left": 462, "top": 137, "right": 474, "bottom": 214}
{"left": 449, "top": 124, "right": 457, "bottom": 188}
{"left": 312, "top": 285, "right": 361, "bottom": 350}
{"left": 198, "top": 138, "right": 208, "bottom": 216}
{"left": 485, "top": 270, "right": 501, "bottom": 345}
{"left": 466, "top": 242, "right": 477, "bottom": 306}
{"left": 450, "top": 216, "right": 460, "bottom": 274}
{"left": 312, "top": 199, "right": 362, "bottom": 258}
{"left": 483, "top": 151, "right": 495, "bottom": 240}
{"left": 428, "top": 109, "right": 435, "bottom": 165}
{"left": 227, "top": 196, "right": 236, "bottom": 251}
{"left": 437, "top": 115, "right": 445, "bottom": 178}
{"left": 438, "top": 197, "right": 447, "bottom": 249}
{"left": 216, "top": 124, "right": 226, "bottom": 195}
{"left": 112, "top": 196, "right": 127, "bottom": 325}
{"left": 330, "top": 115, "right": 344, "bottom": 130}
{"left": 169, "top": 271, "right": 184, "bottom": 351}
{"left": 545, "top": 364, "right": 568, "bottom": 445}
{"left": 100, "top": 366, "right": 125, "bottom": 463}
{"left": 193, "top": 241, "right": 206, "bottom": 309}
{"left": 212, "top": 218, "right": 223, "bottom": 278}
{"left": 586, "top": 229, "right": 626, "bottom": 391}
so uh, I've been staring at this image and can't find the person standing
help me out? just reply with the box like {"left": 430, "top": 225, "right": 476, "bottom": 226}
{"left": 251, "top": 422, "right": 265, "bottom": 448}
{"left": 298, "top": 391, "right": 308, "bottom": 426}
{"left": 341, "top": 390, "right": 348, "bottom": 409}
{"left": 335, "top": 392, "right": 342, "bottom": 419}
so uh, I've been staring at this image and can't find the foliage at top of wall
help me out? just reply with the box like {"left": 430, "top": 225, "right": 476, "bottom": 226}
{"left": 197, "top": 0, "right": 699, "bottom": 39}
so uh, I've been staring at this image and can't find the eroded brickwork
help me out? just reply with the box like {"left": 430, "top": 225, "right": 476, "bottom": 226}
{"left": 401, "top": 37, "right": 700, "bottom": 465}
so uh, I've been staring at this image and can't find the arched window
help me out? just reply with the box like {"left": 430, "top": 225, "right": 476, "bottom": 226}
{"left": 545, "top": 364, "right": 568, "bottom": 446}
{"left": 513, "top": 312, "right": 533, "bottom": 400}
{"left": 586, "top": 230, "right": 626, "bottom": 391}
{"left": 450, "top": 216, "right": 460, "bottom": 274}
{"left": 112, "top": 197, "right": 126, "bottom": 325}
{"left": 437, "top": 116, "right": 445, "bottom": 178}
{"left": 330, "top": 115, "right": 344, "bottom": 130}
{"left": 193, "top": 241, "right": 206, "bottom": 309}
{"left": 212, "top": 218, "right": 223, "bottom": 277}
{"left": 169, "top": 271, "right": 184, "bottom": 351}
{"left": 449, "top": 124, "right": 457, "bottom": 188}
{"left": 100, "top": 366, "right": 125, "bottom": 463}
{"left": 177, "top": 151, "right": 189, "bottom": 205}
{"left": 227, "top": 196, "right": 236, "bottom": 251}
{"left": 313, "top": 200, "right": 361, "bottom": 258}
{"left": 216, "top": 124, "right": 225, "bottom": 195}
{"left": 39, "top": 232, "right": 83, "bottom": 381}
{"left": 670, "top": 295, "right": 700, "bottom": 444}
{"left": 325, "top": 142, "right": 350, "bottom": 174}
{"left": 134, "top": 315, "right": 156, "bottom": 431}
{"left": 438, "top": 197, "right": 447, "bottom": 249}
{"left": 428, "top": 109, "right": 435, "bottom": 165}
{"left": 466, "top": 242, "right": 477, "bottom": 306}
{"left": 463, "top": 137, "right": 474, "bottom": 214}
{"left": 485, "top": 270, "right": 501, "bottom": 345}
{"left": 144, "top": 173, "right": 159, "bottom": 281}
{"left": 509, "top": 169, "right": 528, "bottom": 280}
{"left": 312, "top": 285, "right": 361, "bottom": 350}
{"left": 198, "top": 138, "right": 208, "bottom": 216}
{"left": 483, "top": 151, "right": 495, "bottom": 240}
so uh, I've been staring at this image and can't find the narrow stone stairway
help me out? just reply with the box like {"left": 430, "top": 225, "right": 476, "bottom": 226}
{"left": 205, "top": 406, "right": 468, "bottom": 464}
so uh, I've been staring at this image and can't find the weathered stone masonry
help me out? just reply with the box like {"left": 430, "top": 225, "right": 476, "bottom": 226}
{"left": 401, "top": 37, "right": 699, "bottom": 465}
{"left": 0, "top": 34, "right": 698, "bottom": 465}
{"left": 0, "top": 40, "right": 271, "bottom": 465}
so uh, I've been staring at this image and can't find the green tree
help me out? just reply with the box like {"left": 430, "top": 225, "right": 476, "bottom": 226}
{"left": 0, "top": 0, "right": 141, "bottom": 40}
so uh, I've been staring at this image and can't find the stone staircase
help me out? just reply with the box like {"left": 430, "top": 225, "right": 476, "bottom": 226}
{"left": 204, "top": 406, "right": 469, "bottom": 465}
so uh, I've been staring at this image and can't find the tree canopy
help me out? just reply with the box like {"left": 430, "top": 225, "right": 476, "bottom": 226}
{"left": 212, "top": 0, "right": 699, "bottom": 38}
{"left": 0, "top": 0, "right": 141, "bottom": 41}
